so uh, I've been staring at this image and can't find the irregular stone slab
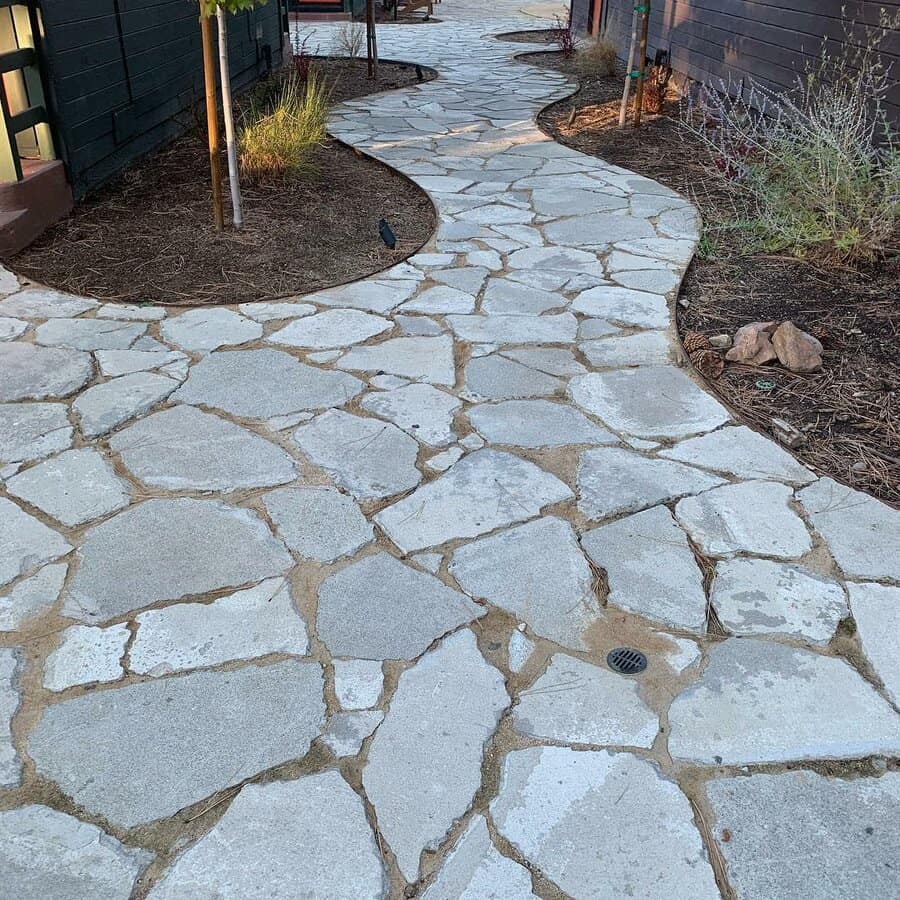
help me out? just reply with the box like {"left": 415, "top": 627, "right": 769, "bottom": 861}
{"left": 262, "top": 486, "right": 372, "bottom": 562}
{"left": 0, "top": 288, "right": 97, "bottom": 318}
{"left": 0, "top": 563, "right": 67, "bottom": 632}
{"left": 322, "top": 709, "right": 384, "bottom": 757}
{"left": 337, "top": 335, "right": 456, "bottom": 386}
{"left": 706, "top": 771, "right": 900, "bottom": 900}
{"left": 580, "top": 330, "right": 671, "bottom": 367}
{"left": 668, "top": 638, "right": 900, "bottom": 764}
{"left": 161, "top": 308, "right": 262, "bottom": 352}
{"left": 364, "top": 630, "right": 508, "bottom": 882}
{"left": 175, "top": 349, "right": 363, "bottom": 418}
{"left": 0, "top": 316, "right": 28, "bottom": 340}
{"left": 544, "top": 212, "right": 656, "bottom": 246}
{"left": 447, "top": 313, "right": 577, "bottom": 344}
{"left": 268, "top": 309, "right": 392, "bottom": 348}
{"left": 0, "top": 804, "right": 151, "bottom": 900}
{"left": 0, "top": 498, "right": 71, "bottom": 589}
{"left": 712, "top": 558, "right": 847, "bottom": 644}
{"left": 396, "top": 314, "right": 444, "bottom": 336}
{"left": 581, "top": 505, "right": 707, "bottom": 631}
{"left": 293, "top": 410, "right": 421, "bottom": 500}
{"left": 430, "top": 266, "right": 489, "bottom": 295}
{"left": 481, "top": 278, "right": 563, "bottom": 315}
{"left": 463, "top": 355, "right": 564, "bottom": 401}
{"left": 333, "top": 659, "right": 384, "bottom": 709}
{"left": 7, "top": 449, "right": 130, "bottom": 527}
{"left": 311, "top": 278, "right": 419, "bottom": 313}
{"left": 65, "top": 498, "right": 291, "bottom": 623}
{"left": 238, "top": 301, "right": 316, "bottom": 322}
{"left": 577, "top": 446, "right": 725, "bottom": 520}
{"left": 318, "top": 553, "right": 484, "bottom": 660}
{"left": 422, "top": 815, "right": 536, "bottom": 900}
{"left": 0, "top": 402, "right": 72, "bottom": 464}
{"left": 35, "top": 318, "right": 146, "bottom": 351}
{"left": 491, "top": 747, "right": 719, "bottom": 900}
{"left": 147, "top": 772, "right": 384, "bottom": 900}
{"left": 799, "top": 477, "right": 900, "bottom": 580}
{"left": 450, "top": 517, "right": 599, "bottom": 650}
{"left": 506, "top": 246, "right": 605, "bottom": 275}
{"left": 94, "top": 349, "right": 187, "bottom": 377}
{"left": 676, "top": 481, "right": 811, "bottom": 559}
{"left": 849, "top": 582, "right": 900, "bottom": 705}
{"left": 401, "top": 285, "right": 476, "bottom": 314}
{"left": 571, "top": 286, "right": 669, "bottom": 328}
{"left": 1, "top": 648, "right": 20, "bottom": 785}
{"left": 361, "top": 383, "right": 460, "bottom": 447}
{"left": 470, "top": 399, "right": 614, "bottom": 448}
{"left": 570, "top": 367, "right": 731, "bottom": 439}
{"left": 515, "top": 654, "right": 658, "bottom": 747}
{"left": 73, "top": 372, "right": 178, "bottom": 438}
{"left": 501, "top": 347, "right": 587, "bottom": 376}
{"left": 97, "top": 303, "right": 166, "bottom": 321}
{"left": 0, "top": 343, "right": 93, "bottom": 401}
{"left": 43, "top": 623, "right": 128, "bottom": 691}
{"left": 29, "top": 660, "right": 325, "bottom": 828}
{"left": 130, "top": 578, "right": 308, "bottom": 676}
{"left": 376, "top": 450, "right": 573, "bottom": 553}
{"left": 660, "top": 425, "right": 815, "bottom": 484}
{"left": 110, "top": 405, "right": 297, "bottom": 491}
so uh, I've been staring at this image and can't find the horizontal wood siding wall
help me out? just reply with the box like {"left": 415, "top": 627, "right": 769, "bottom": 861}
{"left": 570, "top": 0, "right": 900, "bottom": 122}
{"left": 39, "top": 0, "right": 285, "bottom": 198}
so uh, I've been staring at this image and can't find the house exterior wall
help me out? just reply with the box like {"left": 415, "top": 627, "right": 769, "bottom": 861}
{"left": 38, "top": 0, "right": 286, "bottom": 199}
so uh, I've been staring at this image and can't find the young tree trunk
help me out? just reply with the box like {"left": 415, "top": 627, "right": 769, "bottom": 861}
{"left": 618, "top": 5, "right": 639, "bottom": 128}
{"left": 632, "top": 1, "right": 651, "bottom": 127}
{"left": 366, "top": 0, "right": 378, "bottom": 80}
{"left": 216, "top": 7, "right": 243, "bottom": 229}
{"left": 200, "top": 10, "right": 224, "bottom": 230}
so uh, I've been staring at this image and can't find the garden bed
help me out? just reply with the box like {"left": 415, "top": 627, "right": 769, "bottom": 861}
{"left": 12, "top": 58, "right": 437, "bottom": 308}
{"left": 512, "top": 38, "right": 899, "bottom": 505}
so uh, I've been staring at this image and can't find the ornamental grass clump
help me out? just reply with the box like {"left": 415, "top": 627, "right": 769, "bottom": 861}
{"left": 238, "top": 71, "right": 328, "bottom": 184}
{"left": 683, "top": 10, "right": 900, "bottom": 264}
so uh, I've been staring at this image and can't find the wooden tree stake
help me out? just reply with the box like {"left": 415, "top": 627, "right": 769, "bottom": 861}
{"left": 632, "top": 1, "right": 651, "bottom": 127}
{"left": 618, "top": 4, "right": 639, "bottom": 128}
{"left": 200, "top": 10, "right": 224, "bottom": 231}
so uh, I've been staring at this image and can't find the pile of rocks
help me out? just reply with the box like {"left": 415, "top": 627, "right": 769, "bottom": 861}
{"left": 725, "top": 321, "right": 823, "bottom": 373}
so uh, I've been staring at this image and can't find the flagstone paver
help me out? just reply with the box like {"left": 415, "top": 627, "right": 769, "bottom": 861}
{"left": 1, "top": 2, "right": 897, "bottom": 895}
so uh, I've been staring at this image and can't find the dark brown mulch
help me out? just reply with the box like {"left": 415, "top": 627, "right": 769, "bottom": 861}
{"left": 12, "top": 58, "right": 437, "bottom": 308}
{"left": 515, "top": 43, "right": 900, "bottom": 505}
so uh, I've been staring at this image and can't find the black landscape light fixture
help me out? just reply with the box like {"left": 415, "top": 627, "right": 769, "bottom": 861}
{"left": 378, "top": 218, "right": 397, "bottom": 249}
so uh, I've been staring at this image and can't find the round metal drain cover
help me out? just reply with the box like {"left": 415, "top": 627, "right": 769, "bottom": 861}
{"left": 607, "top": 647, "right": 648, "bottom": 675}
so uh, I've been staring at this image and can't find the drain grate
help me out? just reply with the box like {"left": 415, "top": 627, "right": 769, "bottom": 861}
{"left": 607, "top": 647, "right": 648, "bottom": 676}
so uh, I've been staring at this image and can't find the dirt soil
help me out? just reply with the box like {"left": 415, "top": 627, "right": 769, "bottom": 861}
{"left": 510, "top": 37, "right": 900, "bottom": 505}
{"left": 12, "top": 58, "right": 437, "bottom": 308}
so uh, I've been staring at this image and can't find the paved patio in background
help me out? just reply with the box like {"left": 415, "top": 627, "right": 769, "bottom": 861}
{"left": 1, "top": 2, "right": 899, "bottom": 897}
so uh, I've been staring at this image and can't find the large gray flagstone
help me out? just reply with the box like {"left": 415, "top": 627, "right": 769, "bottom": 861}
{"left": 64, "top": 498, "right": 291, "bottom": 623}
{"left": 577, "top": 446, "right": 725, "bottom": 520}
{"left": 0, "top": 316, "right": 28, "bottom": 340}
{"left": 237, "top": 301, "right": 316, "bottom": 322}
{"left": 174, "top": 349, "right": 364, "bottom": 418}
{"left": 422, "top": 815, "right": 536, "bottom": 900}
{"left": 706, "top": 771, "right": 900, "bottom": 900}
{"left": 469, "top": 399, "right": 615, "bottom": 448}
{"left": 430, "top": 265, "right": 489, "bottom": 294}
{"left": 570, "top": 367, "right": 731, "bottom": 439}
{"left": 96, "top": 303, "right": 166, "bottom": 321}
{"left": 147, "top": 772, "right": 385, "bottom": 900}
{"left": 73, "top": 372, "right": 179, "bottom": 438}
{"left": 6, "top": 448, "right": 131, "bottom": 527}
{"left": 660, "top": 425, "right": 815, "bottom": 483}
{"left": 0, "top": 805, "right": 152, "bottom": 900}
{"left": 580, "top": 330, "right": 671, "bottom": 367}
{"left": 531, "top": 187, "right": 628, "bottom": 217}
{"left": 0, "top": 343, "right": 93, "bottom": 401}
{"left": 500, "top": 347, "right": 587, "bottom": 376}
{"left": 94, "top": 349, "right": 187, "bottom": 378}
{"left": 364, "top": 630, "right": 508, "bottom": 882}
{"left": 447, "top": 313, "right": 577, "bottom": 344}
{"left": 0, "top": 497, "right": 71, "bottom": 589}
{"left": 375, "top": 449, "right": 573, "bottom": 553}
{"left": 849, "top": 582, "right": 900, "bottom": 706}
{"left": 449, "top": 517, "right": 599, "bottom": 650}
{"left": 668, "top": 638, "right": 900, "bottom": 764}
{"left": 543, "top": 211, "right": 657, "bottom": 247}
{"left": 481, "top": 278, "right": 564, "bottom": 315}
{"left": 581, "top": 505, "right": 707, "bottom": 632}
{"left": 571, "top": 286, "right": 669, "bottom": 328}
{"left": 712, "top": 558, "right": 847, "bottom": 645}
{"left": 798, "top": 477, "right": 900, "bottom": 580}
{"left": 109, "top": 404, "right": 297, "bottom": 491}
{"left": 506, "top": 245, "right": 604, "bottom": 275}
{"left": 463, "top": 354, "right": 564, "bottom": 400}
{"left": 0, "top": 563, "right": 67, "bottom": 632}
{"left": 360, "top": 383, "right": 460, "bottom": 447}
{"left": 400, "top": 285, "right": 476, "bottom": 314}
{"left": 317, "top": 553, "right": 484, "bottom": 660}
{"left": 322, "top": 710, "right": 384, "bottom": 757}
{"left": 514, "top": 654, "right": 658, "bottom": 747}
{"left": 160, "top": 308, "right": 262, "bottom": 352}
{"left": 28, "top": 660, "right": 325, "bottom": 828}
{"left": 0, "top": 402, "right": 72, "bottom": 464}
{"left": 267, "top": 308, "right": 392, "bottom": 348}
{"left": 337, "top": 335, "right": 456, "bottom": 386}
{"left": 310, "top": 278, "right": 419, "bottom": 313}
{"left": 293, "top": 410, "right": 421, "bottom": 500}
{"left": 0, "top": 288, "right": 97, "bottom": 318}
{"left": 675, "top": 480, "right": 811, "bottom": 559}
{"left": 1, "top": 648, "right": 20, "bottom": 786}
{"left": 262, "top": 486, "right": 372, "bottom": 562}
{"left": 491, "top": 747, "right": 719, "bottom": 900}
{"left": 35, "top": 318, "right": 146, "bottom": 351}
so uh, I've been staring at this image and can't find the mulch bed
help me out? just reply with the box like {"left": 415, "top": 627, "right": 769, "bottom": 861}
{"left": 12, "top": 58, "right": 437, "bottom": 308}
{"left": 509, "top": 36, "right": 900, "bottom": 505}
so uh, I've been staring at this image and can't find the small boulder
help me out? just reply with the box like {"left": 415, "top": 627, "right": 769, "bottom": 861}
{"left": 725, "top": 321, "right": 777, "bottom": 366}
{"left": 772, "top": 321, "right": 823, "bottom": 373}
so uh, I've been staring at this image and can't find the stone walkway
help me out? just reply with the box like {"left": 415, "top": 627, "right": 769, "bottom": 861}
{"left": 1, "top": 2, "right": 899, "bottom": 897}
